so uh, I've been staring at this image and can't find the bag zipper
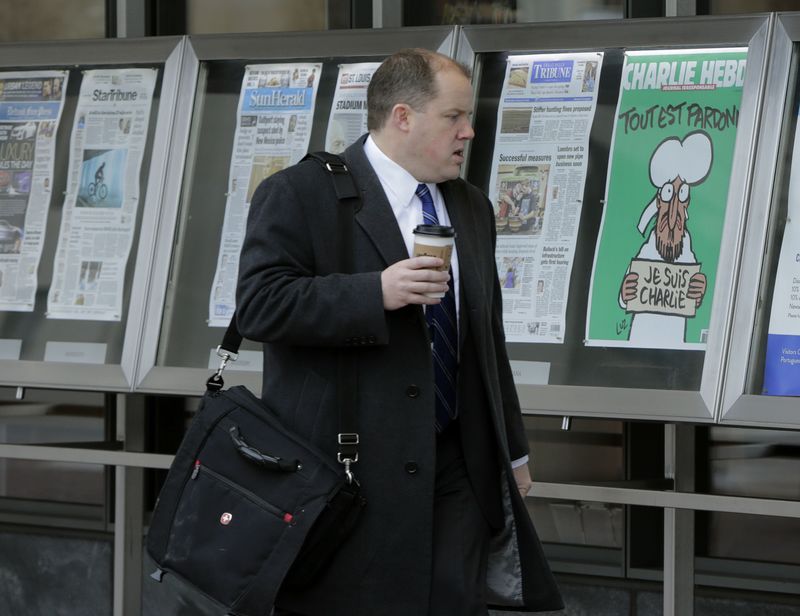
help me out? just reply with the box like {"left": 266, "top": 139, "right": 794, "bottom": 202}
{"left": 192, "top": 460, "right": 294, "bottom": 524}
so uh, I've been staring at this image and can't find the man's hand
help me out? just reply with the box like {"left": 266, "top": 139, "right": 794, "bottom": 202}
{"left": 513, "top": 463, "right": 533, "bottom": 500}
{"left": 687, "top": 272, "right": 707, "bottom": 308}
{"left": 620, "top": 271, "right": 639, "bottom": 305}
{"left": 381, "top": 257, "right": 450, "bottom": 310}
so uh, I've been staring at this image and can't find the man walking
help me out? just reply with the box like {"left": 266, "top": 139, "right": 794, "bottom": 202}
{"left": 236, "top": 48, "right": 561, "bottom": 616}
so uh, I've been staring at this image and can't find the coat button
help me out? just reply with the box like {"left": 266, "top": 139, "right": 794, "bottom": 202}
{"left": 405, "top": 462, "right": 418, "bottom": 474}
{"left": 406, "top": 385, "right": 420, "bottom": 398}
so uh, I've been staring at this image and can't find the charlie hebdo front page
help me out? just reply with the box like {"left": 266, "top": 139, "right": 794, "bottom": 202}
{"left": 488, "top": 52, "right": 603, "bottom": 343}
{"left": 0, "top": 71, "right": 68, "bottom": 312}
{"left": 47, "top": 68, "right": 157, "bottom": 321}
{"left": 208, "top": 63, "right": 322, "bottom": 327}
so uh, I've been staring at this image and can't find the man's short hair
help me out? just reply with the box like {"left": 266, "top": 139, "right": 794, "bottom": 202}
{"left": 367, "top": 48, "right": 471, "bottom": 132}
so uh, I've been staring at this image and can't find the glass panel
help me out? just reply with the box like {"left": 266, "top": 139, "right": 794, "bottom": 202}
{"left": 0, "top": 0, "right": 104, "bottom": 42}
{"left": 702, "top": 426, "right": 800, "bottom": 565}
{"left": 709, "top": 0, "right": 799, "bottom": 14}
{"left": 403, "top": 0, "right": 623, "bottom": 25}
{"left": 468, "top": 49, "right": 714, "bottom": 390}
{"left": 157, "top": 56, "right": 384, "bottom": 370}
{"left": 524, "top": 417, "right": 624, "bottom": 552}
{"left": 0, "top": 389, "right": 105, "bottom": 506}
{"left": 0, "top": 64, "right": 163, "bottom": 365}
{"left": 186, "top": 0, "right": 326, "bottom": 34}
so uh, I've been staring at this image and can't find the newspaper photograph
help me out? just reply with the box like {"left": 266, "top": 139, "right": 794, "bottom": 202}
{"left": 209, "top": 62, "right": 322, "bottom": 327}
{"left": 0, "top": 71, "right": 68, "bottom": 312}
{"left": 488, "top": 52, "right": 604, "bottom": 343}
{"left": 46, "top": 68, "right": 158, "bottom": 321}
{"left": 325, "top": 62, "right": 379, "bottom": 154}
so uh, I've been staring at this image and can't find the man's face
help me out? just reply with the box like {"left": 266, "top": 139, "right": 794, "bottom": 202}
{"left": 654, "top": 176, "right": 689, "bottom": 262}
{"left": 406, "top": 69, "right": 475, "bottom": 183}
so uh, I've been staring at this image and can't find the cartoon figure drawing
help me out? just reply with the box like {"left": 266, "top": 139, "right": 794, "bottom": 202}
{"left": 619, "top": 130, "right": 712, "bottom": 346}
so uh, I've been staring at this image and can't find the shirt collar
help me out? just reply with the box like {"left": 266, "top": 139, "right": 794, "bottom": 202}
{"left": 364, "top": 134, "right": 424, "bottom": 210}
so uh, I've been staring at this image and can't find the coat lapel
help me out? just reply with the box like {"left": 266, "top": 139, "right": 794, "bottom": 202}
{"left": 343, "top": 138, "right": 409, "bottom": 268}
{"left": 440, "top": 179, "right": 485, "bottom": 347}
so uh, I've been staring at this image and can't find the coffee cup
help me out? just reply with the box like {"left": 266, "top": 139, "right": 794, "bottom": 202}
{"left": 413, "top": 224, "right": 456, "bottom": 298}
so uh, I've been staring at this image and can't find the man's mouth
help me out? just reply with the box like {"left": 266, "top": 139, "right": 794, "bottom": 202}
{"left": 453, "top": 148, "right": 464, "bottom": 162}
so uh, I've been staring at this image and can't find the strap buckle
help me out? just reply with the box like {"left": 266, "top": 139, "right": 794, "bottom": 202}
{"left": 207, "top": 346, "right": 238, "bottom": 392}
{"left": 337, "top": 432, "right": 359, "bottom": 483}
{"left": 325, "top": 160, "right": 348, "bottom": 174}
{"left": 214, "top": 346, "right": 238, "bottom": 375}
{"left": 337, "top": 432, "right": 359, "bottom": 446}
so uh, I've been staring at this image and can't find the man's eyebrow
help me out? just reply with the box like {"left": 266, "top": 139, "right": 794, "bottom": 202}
{"left": 443, "top": 106, "right": 473, "bottom": 115}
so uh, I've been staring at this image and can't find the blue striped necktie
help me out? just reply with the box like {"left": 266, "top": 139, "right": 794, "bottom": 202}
{"left": 415, "top": 183, "right": 458, "bottom": 432}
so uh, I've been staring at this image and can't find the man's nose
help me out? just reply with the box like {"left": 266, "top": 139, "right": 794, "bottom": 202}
{"left": 460, "top": 122, "right": 475, "bottom": 140}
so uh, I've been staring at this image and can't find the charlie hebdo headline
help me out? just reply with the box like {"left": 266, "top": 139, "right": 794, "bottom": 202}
{"left": 487, "top": 53, "right": 604, "bottom": 343}
{"left": 47, "top": 68, "right": 157, "bottom": 321}
{"left": 209, "top": 63, "right": 322, "bottom": 327}
{"left": 0, "top": 71, "right": 68, "bottom": 312}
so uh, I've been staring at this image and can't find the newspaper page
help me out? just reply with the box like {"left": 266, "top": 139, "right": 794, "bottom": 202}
{"left": 325, "top": 62, "right": 379, "bottom": 154}
{"left": 0, "top": 71, "right": 68, "bottom": 312}
{"left": 488, "top": 52, "right": 603, "bottom": 343}
{"left": 585, "top": 48, "right": 747, "bottom": 350}
{"left": 46, "top": 68, "right": 158, "bottom": 321}
{"left": 763, "top": 105, "right": 800, "bottom": 396}
{"left": 208, "top": 63, "right": 322, "bottom": 327}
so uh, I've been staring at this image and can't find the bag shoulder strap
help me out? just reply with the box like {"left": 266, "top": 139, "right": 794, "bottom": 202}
{"left": 210, "top": 151, "right": 361, "bottom": 476}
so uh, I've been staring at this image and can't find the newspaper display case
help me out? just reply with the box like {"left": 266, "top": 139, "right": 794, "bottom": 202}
{"left": 720, "top": 13, "right": 800, "bottom": 428}
{"left": 0, "top": 37, "right": 184, "bottom": 391}
{"left": 456, "top": 15, "right": 772, "bottom": 423}
{"left": 134, "top": 27, "right": 457, "bottom": 395}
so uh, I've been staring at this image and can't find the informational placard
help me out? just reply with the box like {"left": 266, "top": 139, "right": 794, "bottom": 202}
{"left": 487, "top": 52, "right": 604, "bottom": 343}
{"left": 325, "top": 62, "right": 379, "bottom": 154}
{"left": 586, "top": 48, "right": 747, "bottom": 350}
{"left": 0, "top": 71, "right": 68, "bottom": 312}
{"left": 763, "top": 107, "right": 800, "bottom": 396}
{"left": 46, "top": 68, "right": 158, "bottom": 321}
{"left": 208, "top": 63, "right": 322, "bottom": 327}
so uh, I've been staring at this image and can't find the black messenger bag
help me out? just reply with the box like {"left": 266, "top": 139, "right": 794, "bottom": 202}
{"left": 146, "top": 153, "right": 366, "bottom": 615}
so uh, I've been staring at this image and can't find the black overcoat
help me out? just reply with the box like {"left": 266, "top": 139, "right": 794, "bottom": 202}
{"left": 236, "top": 137, "right": 562, "bottom": 615}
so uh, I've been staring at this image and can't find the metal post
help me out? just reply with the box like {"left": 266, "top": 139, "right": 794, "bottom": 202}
{"left": 113, "top": 394, "right": 145, "bottom": 616}
{"left": 665, "top": 0, "right": 697, "bottom": 17}
{"left": 372, "top": 0, "right": 402, "bottom": 28}
{"left": 663, "top": 423, "right": 695, "bottom": 616}
{"left": 116, "top": 0, "right": 147, "bottom": 38}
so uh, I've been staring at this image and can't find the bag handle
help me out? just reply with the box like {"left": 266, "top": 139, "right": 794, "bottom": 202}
{"left": 210, "top": 151, "right": 361, "bottom": 482}
{"left": 228, "top": 425, "right": 301, "bottom": 472}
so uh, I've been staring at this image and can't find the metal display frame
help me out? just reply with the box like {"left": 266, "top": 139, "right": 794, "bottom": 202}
{"left": 133, "top": 26, "right": 458, "bottom": 395}
{"left": 0, "top": 17, "right": 798, "bottom": 616}
{"left": 720, "top": 13, "right": 800, "bottom": 429}
{"left": 455, "top": 14, "right": 773, "bottom": 423}
{"left": 0, "top": 36, "right": 186, "bottom": 392}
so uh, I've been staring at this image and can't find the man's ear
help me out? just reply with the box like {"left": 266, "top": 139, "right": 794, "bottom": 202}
{"left": 389, "top": 103, "right": 412, "bottom": 132}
